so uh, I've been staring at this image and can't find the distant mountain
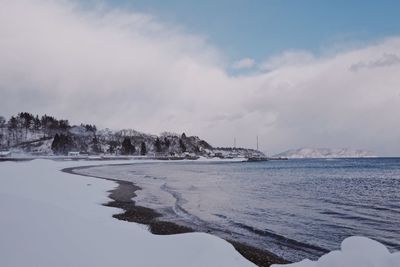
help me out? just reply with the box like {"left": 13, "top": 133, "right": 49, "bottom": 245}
{"left": 273, "top": 148, "right": 376, "bottom": 159}
{"left": 0, "top": 112, "right": 264, "bottom": 159}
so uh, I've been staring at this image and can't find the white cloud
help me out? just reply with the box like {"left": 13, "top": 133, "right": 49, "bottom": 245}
{"left": 1, "top": 0, "right": 400, "bottom": 156}
{"left": 232, "top": 58, "right": 255, "bottom": 69}
{"left": 259, "top": 50, "right": 315, "bottom": 71}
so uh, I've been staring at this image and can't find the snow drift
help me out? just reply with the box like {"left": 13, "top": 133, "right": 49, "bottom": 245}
{"left": 273, "top": 236, "right": 400, "bottom": 267}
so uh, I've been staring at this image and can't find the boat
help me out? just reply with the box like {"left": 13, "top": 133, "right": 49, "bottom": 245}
{"left": 246, "top": 157, "right": 268, "bottom": 162}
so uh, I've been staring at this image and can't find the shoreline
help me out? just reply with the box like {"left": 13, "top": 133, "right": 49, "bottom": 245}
{"left": 62, "top": 165, "right": 289, "bottom": 267}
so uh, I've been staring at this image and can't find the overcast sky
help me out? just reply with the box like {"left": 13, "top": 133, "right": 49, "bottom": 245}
{"left": 1, "top": 0, "right": 400, "bottom": 155}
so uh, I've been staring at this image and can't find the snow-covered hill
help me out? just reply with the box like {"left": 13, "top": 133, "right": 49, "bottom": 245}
{"left": 273, "top": 148, "right": 376, "bottom": 159}
{"left": 0, "top": 112, "right": 263, "bottom": 159}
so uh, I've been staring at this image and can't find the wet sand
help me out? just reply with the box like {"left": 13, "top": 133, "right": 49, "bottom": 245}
{"left": 62, "top": 165, "right": 289, "bottom": 267}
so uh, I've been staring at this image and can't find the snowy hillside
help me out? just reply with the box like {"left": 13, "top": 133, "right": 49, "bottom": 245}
{"left": 0, "top": 112, "right": 263, "bottom": 158}
{"left": 273, "top": 148, "right": 376, "bottom": 159}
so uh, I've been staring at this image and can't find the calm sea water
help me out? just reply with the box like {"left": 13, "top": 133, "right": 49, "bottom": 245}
{"left": 79, "top": 158, "right": 400, "bottom": 261}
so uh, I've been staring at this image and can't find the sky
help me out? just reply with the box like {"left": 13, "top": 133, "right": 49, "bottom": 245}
{"left": 1, "top": 0, "right": 400, "bottom": 155}
{"left": 100, "top": 0, "right": 400, "bottom": 62}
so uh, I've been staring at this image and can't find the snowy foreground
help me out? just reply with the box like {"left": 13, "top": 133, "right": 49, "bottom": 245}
{"left": 0, "top": 159, "right": 254, "bottom": 267}
{"left": 1, "top": 160, "right": 399, "bottom": 267}
{"left": 272, "top": 236, "right": 400, "bottom": 267}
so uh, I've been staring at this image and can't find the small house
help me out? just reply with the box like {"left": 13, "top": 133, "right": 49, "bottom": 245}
{"left": 0, "top": 151, "right": 11, "bottom": 157}
{"left": 68, "top": 151, "right": 80, "bottom": 157}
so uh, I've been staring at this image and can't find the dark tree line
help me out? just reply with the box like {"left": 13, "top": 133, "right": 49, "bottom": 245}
{"left": 121, "top": 137, "right": 136, "bottom": 155}
{"left": 0, "top": 116, "right": 7, "bottom": 147}
{"left": 91, "top": 136, "right": 102, "bottom": 154}
{"left": 179, "top": 133, "right": 187, "bottom": 152}
{"left": 1, "top": 112, "right": 100, "bottom": 136}
{"left": 154, "top": 138, "right": 162, "bottom": 152}
{"left": 0, "top": 112, "right": 102, "bottom": 151}
{"left": 120, "top": 138, "right": 148, "bottom": 155}
{"left": 4, "top": 112, "right": 71, "bottom": 135}
{"left": 1, "top": 113, "right": 212, "bottom": 156}
{"left": 82, "top": 124, "right": 97, "bottom": 133}
{"left": 51, "top": 134, "right": 73, "bottom": 154}
{"left": 140, "top": 142, "right": 147, "bottom": 155}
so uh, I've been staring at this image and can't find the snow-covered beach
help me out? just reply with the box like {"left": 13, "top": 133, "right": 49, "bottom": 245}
{"left": 1, "top": 159, "right": 399, "bottom": 267}
{"left": 0, "top": 159, "right": 256, "bottom": 267}
{"left": 62, "top": 162, "right": 287, "bottom": 267}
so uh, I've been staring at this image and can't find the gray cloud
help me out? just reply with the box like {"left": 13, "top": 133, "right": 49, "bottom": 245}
{"left": 210, "top": 113, "right": 245, "bottom": 122}
{"left": 1, "top": 0, "right": 400, "bottom": 156}
{"left": 350, "top": 53, "right": 400, "bottom": 71}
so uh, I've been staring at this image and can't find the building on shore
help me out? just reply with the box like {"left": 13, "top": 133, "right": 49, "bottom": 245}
{"left": 0, "top": 151, "right": 11, "bottom": 157}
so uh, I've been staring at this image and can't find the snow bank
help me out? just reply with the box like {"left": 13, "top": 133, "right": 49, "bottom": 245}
{"left": 0, "top": 159, "right": 255, "bottom": 267}
{"left": 273, "top": 236, "right": 400, "bottom": 267}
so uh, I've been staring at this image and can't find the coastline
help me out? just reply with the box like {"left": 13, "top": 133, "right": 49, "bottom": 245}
{"left": 1, "top": 159, "right": 261, "bottom": 267}
{"left": 62, "top": 164, "right": 289, "bottom": 267}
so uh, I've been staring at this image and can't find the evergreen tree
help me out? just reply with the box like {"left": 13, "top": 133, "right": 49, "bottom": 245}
{"left": 121, "top": 137, "right": 135, "bottom": 155}
{"left": 8, "top": 116, "right": 18, "bottom": 142}
{"left": 108, "top": 141, "right": 119, "bottom": 154}
{"left": 59, "top": 120, "right": 70, "bottom": 131}
{"left": 179, "top": 138, "right": 186, "bottom": 152}
{"left": 8, "top": 116, "right": 18, "bottom": 130}
{"left": 41, "top": 115, "right": 58, "bottom": 135}
{"left": 82, "top": 124, "right": 97, "bottom": 133}
{"left": 154, "top": 138, "right": 162, "bottom": 153}
{"left": 51, "top": 134, "right": 72, "bottom": 154}
{"left": 60, "top": 134, "right": 71, "bottom": 154}
{"left": 18, "top": 112, "right": 34, "bottom": 135}
{"left": 33, "top": 115, "right": 41, "bottom": 131}
{"left": 0, "top": 116, "right": 5, "bottom": 147}
{"left": 164, "top": 137, "right": 170, "bottom": 148}
{"left": 51, "top": 134, "right": 60, "bottom": 152}
{"left": 140, "top": 142, "right": 147, "bottom": 155}
{"left": 0, "top": 116, "right": 5, "bottom": 136}
{"left": 92, "top": 136, "right": 102, "bottom": 154}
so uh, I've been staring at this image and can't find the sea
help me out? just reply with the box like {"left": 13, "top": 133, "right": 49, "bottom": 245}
{"left": 77, "top": 158, "right": 400, "bottom": 262}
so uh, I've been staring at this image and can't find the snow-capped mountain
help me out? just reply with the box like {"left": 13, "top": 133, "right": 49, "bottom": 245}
{"left": 273, "top": 148, "right": 376, "bottom": 159}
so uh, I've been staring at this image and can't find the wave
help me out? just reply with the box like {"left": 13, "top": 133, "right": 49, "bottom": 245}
{"left": 230, "top": 221, "right": 329, "bottom": 254}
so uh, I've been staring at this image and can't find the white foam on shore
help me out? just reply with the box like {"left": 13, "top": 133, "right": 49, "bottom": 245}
{"left": 0, "top": 159, "right": 256, "bottom": 267}
{"left": 273, "top": 236, "right": 400, "bottom": 267}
